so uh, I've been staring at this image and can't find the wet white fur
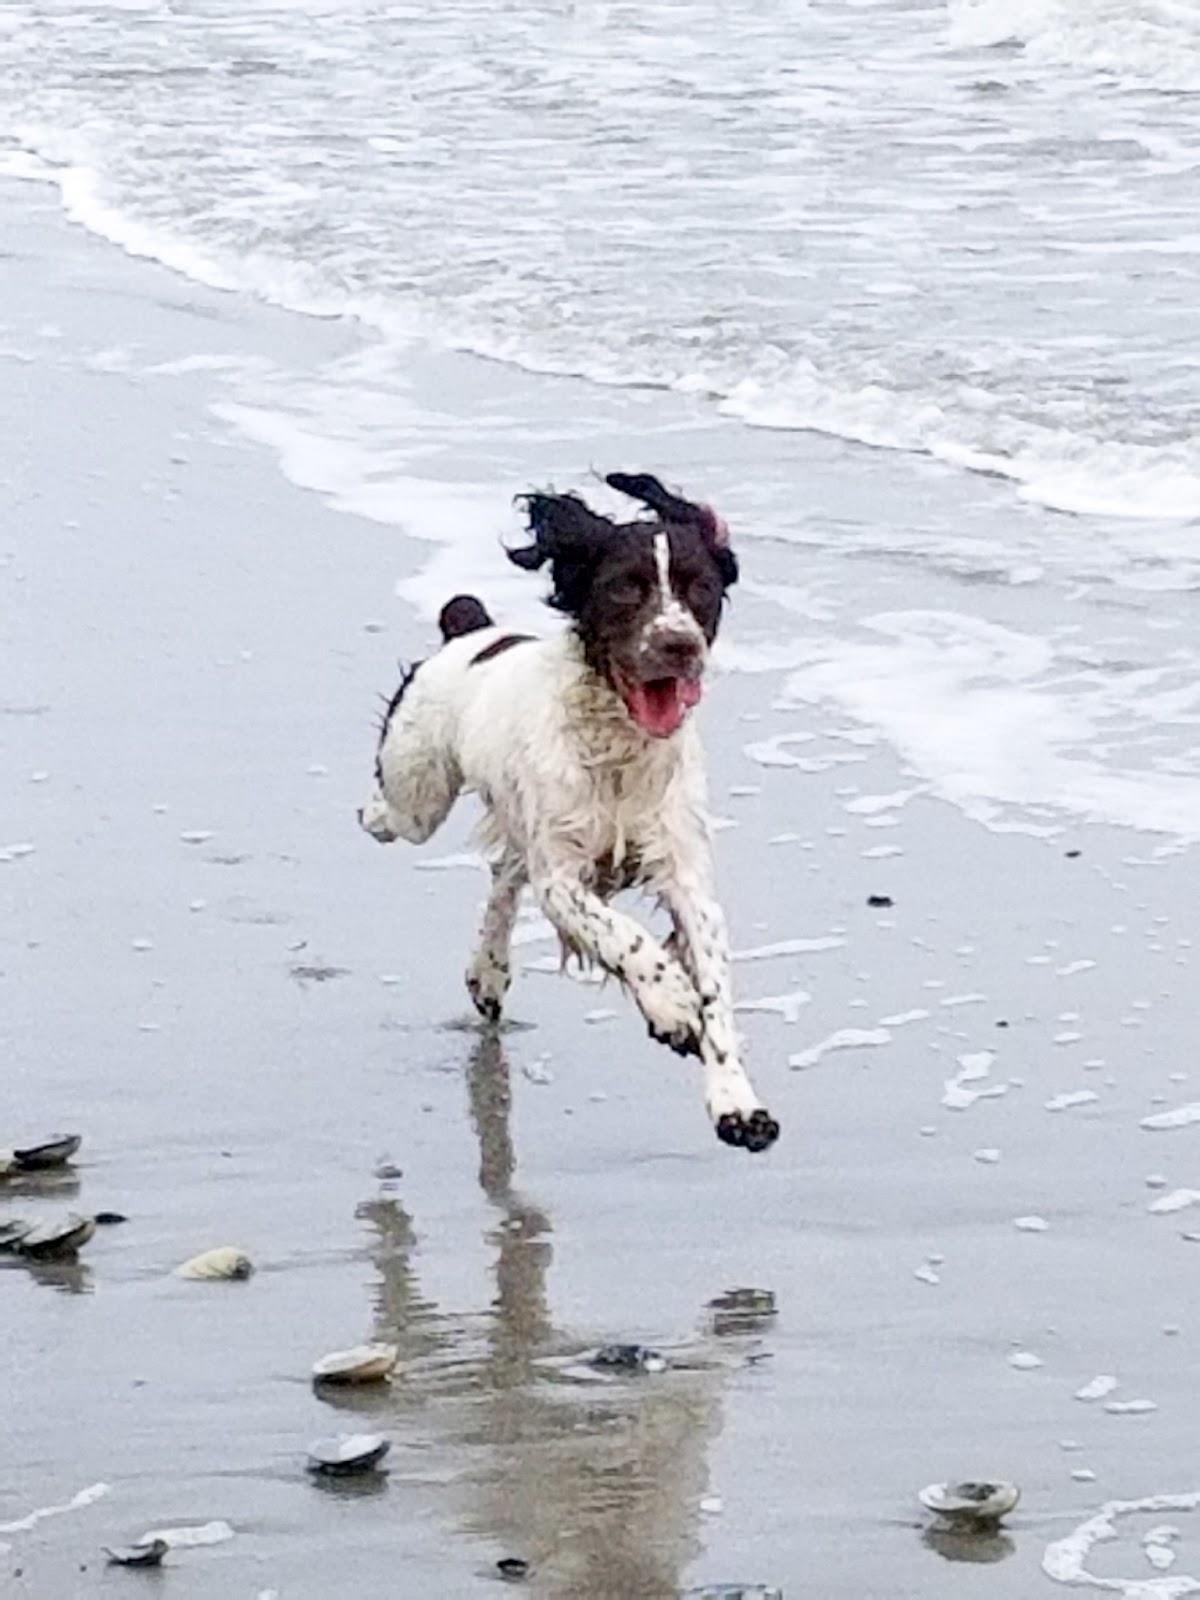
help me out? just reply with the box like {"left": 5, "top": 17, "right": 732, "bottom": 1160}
{"left": 360, "top": 625, "right": 768, "bottom": 1133}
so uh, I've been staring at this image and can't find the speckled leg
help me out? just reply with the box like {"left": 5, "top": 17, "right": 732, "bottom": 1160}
{"left": 662, "top": 875, "right": 779, "bottom": 1154}
{"left": 466, "top": 852, "right": 526, "bottom": 1021}
{"left": 532, "top": 868, "right": 703, "bottom": 1055}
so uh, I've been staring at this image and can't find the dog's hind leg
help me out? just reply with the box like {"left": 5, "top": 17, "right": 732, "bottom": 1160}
{"left": 531, "top": 864, "right": 703, "bottom": 1056}
{"left": 467, "top": 850, "right": 527, "bottom": 1022}
{"left": 362, "top": 663, "right": 462, "bottom": 846}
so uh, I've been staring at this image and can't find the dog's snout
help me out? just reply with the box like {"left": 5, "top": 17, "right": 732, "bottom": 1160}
{"left": 654, "top": 631, "right": 703, "bottom": 670}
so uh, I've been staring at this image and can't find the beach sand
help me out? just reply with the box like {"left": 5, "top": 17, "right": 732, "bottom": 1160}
{"left": 3, "top": 176, "right": 1199, "bottom": 1599}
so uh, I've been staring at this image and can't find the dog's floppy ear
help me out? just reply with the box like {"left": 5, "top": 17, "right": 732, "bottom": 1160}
{"left": 605, "top": 472, "right": 738, "bottom": 588}
{"left": 509, "top": 491, "right": 616, "bottom": 614}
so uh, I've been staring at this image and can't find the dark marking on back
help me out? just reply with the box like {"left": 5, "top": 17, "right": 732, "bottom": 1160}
{"left": 470, "top": 633, "right": 535, "bottom": 666}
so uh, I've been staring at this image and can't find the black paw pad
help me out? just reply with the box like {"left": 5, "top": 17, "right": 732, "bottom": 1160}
{"left": 716, "top": 1109, "right": 780, "bottom": 1154}
{"left": 467, "top": 984, "right": 503, "bottom": 1024}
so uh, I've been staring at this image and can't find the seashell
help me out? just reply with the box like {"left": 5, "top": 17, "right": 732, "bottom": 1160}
{"left": 16, "top": 1213, "right": 96, "bottom": 1259}
{"left": 176, "top": 1247, "right": 253, "bottom": 1281}
{"left": 94, "top": 1211, "right": 128, "bottom": 1226}
{"left": 312, "top": 1343, "right": 398, "bottom": 1385}
{"left": 0, "top": 1217, "right": 34, "bottom": 1251}
{"left": 104, "top": 1540, "right": 168, "bottom": 1568}
{"left": 13, "top": 1134, "right": 82, "bottom": 1171}
{"left": 306, "top": 1432, "right": 391, "bottom": 1476}
{"left": 497, "top": 1556, "right": 530, "bottom": 1581}
{"left": 919, "top": 1480, "right": 1020, "bottom": 1528}
{"left": 590, "top": 1343, "right": 668, "bottom": 1374}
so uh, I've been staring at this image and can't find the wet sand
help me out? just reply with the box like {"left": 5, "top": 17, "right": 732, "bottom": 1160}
{"left": 3, "top": 178, "right": 1200, "bottom": 1599}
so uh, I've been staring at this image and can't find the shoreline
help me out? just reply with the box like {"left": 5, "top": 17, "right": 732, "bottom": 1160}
{"left": 3, "top": 174, "right": 1200, "bottom": 1599}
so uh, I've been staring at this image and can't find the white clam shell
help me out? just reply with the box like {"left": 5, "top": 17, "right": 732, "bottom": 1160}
{"left": 17, "top": 1213, "right": 97, "bottom": 1259}
{"left": 919, "top": 1480, "right": 1020, "bottom": 1524}
{"left": 312, "top": 1342, "right": 398, "bottom": 1384}
{"left": 306, "top": 1432, "right": 391, "bottom": 1474}
{"left": 176, "top": 1247, "right": 254, "bottom": 1281}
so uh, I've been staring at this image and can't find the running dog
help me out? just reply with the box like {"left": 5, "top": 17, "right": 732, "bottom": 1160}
{"left": 360, "top": 473, "right": 779, "bottom": 1152}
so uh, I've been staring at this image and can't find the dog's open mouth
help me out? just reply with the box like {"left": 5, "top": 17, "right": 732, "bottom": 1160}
{"left": 619, "top": 674, "right": 702, "bottom": 739}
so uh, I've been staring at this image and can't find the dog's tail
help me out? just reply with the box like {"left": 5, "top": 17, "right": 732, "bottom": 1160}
{"left": 438, "top": 594, "right": 493, "bottom": 642}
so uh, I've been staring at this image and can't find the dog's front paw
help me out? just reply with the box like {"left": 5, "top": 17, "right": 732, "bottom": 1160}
{"left": 640, "top": 968, "right": 702, "bottom": 1058}
{"left": 647, "top": 1017, "right": 702, "bottom": 1058}
{"left": 715, "top": 1108, "right": 780, "bottom": 1154}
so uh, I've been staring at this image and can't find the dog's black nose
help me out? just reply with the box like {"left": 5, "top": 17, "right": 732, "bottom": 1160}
{"left": 654, "top": 632, "right": 703, "bottom": 671}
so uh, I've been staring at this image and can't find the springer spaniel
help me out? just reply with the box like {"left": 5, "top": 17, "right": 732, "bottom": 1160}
{"left": 360, "top": 473, "right": 779, "bottom": 1153}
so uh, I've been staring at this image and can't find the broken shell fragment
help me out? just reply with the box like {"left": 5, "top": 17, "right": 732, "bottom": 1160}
{"left": 16, "top": 1213, "right": 96, "bottom": 1259}
{"left": 919, "top": 1480, "right": 1020, "bottom": 1528}
{"left": 176, "top": 1247, "right": 253, "bottom": 1281}
{"left": 13, "top": 1134, "right": 82, "bottom": 1171}
{"left": 497, "top": 1556, "right": 530, "bottom": 1581}
{"left": 306, "top": 1432, "right": 391, "bottom": 1476}
{"left": 104, "top": 1540, "right": 169, "bottom": 1568}
{"left": 311, "top": 1343, "right": 398, "bottom": 1385}
{"left": 590, "top": 1343, "right": 668, "bottom": 1374}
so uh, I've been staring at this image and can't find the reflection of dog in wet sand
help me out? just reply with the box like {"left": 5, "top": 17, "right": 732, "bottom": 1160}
{"left": 360, "top": 472, "right": 778, "bottom": 1153}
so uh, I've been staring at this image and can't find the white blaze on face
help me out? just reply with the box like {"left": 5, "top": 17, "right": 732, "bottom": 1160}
{"left": 647, "top": 531, "right": 704, "bottom": 647}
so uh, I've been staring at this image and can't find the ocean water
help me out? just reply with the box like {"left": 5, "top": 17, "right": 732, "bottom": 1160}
{"left": 2, "top": 0, "right": 1200, "bottom": 835}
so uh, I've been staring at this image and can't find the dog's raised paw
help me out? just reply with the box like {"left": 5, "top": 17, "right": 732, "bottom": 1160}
{"left": 647, "top": 1019, "right": 701, "bottom": 1058}
{"left": 716, "top": 1108, "right": 780, "bottom": 1153}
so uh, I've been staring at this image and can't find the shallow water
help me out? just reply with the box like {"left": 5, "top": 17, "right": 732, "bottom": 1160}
{"left": 4, "top": 0, "right": 1200, "bottom": 841}
{"left": 2, "top": 0, "right": 1200, "bottom": 523}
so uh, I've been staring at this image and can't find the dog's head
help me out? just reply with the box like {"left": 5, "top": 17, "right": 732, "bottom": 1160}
{"left": 508, "top": 472, "right": 737, "bottom": 739}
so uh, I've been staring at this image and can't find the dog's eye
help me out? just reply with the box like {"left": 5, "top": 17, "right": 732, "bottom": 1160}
{"left": 689, "top": 577, "right": 719, "bottom": 608}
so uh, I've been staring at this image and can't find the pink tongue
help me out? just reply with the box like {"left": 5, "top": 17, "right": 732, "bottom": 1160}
{"left": 626, "top": 677, "right": 702, "bottom": 738}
